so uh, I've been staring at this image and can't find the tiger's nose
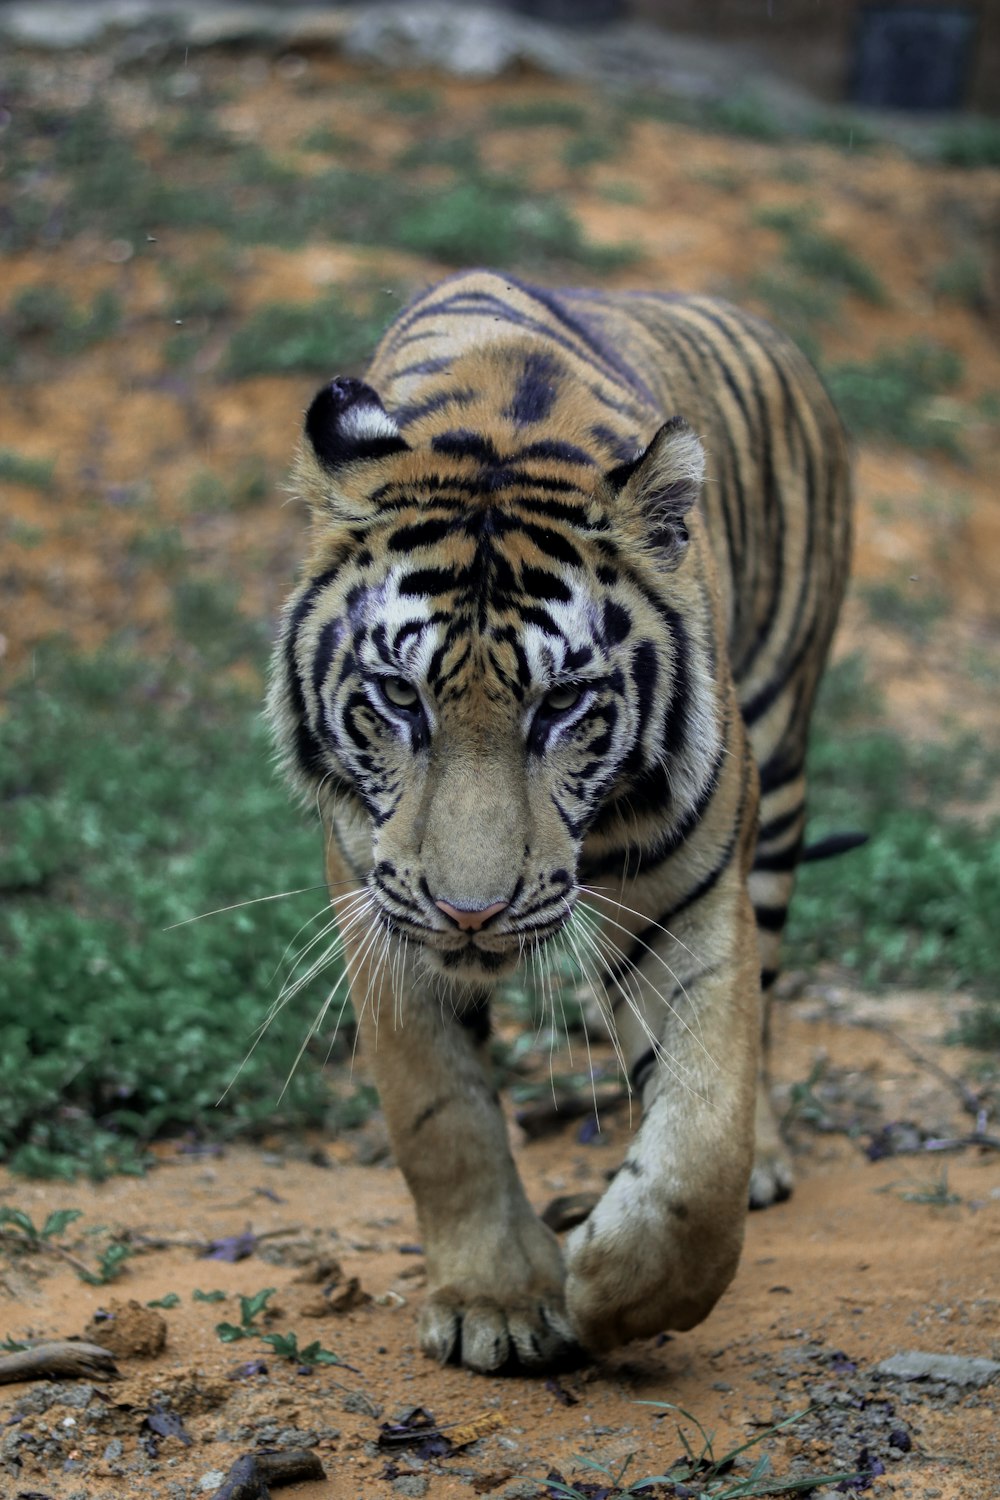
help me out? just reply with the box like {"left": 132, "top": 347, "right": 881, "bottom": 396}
{"left": 434, "top": 898, "right": 509, "bottom": 932}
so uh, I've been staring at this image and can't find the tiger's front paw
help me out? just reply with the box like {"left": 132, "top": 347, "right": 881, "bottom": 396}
{"left": 419, "top": 1286, "right": 580, "bottom": 1373}
{"left": 565, "top": 1195, "right": 745, "bottom": 1353}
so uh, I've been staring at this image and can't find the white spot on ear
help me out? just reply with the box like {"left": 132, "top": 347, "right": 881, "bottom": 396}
{"left": 340, "top": 404, "right": 401, "bottom": 443}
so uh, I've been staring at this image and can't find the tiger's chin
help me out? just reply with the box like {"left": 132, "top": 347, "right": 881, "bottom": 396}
{"left": 425, "top": 942, "right": 523, "bottom": 984}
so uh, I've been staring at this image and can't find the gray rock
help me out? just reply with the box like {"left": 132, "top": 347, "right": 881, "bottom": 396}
{"left": 875, "top": 1351, "right": 1000, "bottom": 1388}
{"left": 342, "top": 1, "right": 571, "bottom": 79}
{"left": 392, "top": 1477, "right": 428, "bottom": 1499}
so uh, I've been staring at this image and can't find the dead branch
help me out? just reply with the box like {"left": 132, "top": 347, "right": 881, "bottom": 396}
{"left": 209, "top": 1448, "right": 326, "bottom": 1498}
{"left": 858, "top": 1020, "right": 985, "bottom": 1118}
{"left": 0, "top": 1340, "right": 118, "bottom": 1384}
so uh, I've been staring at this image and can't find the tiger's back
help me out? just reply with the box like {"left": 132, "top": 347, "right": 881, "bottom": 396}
{"left": 270, "top": 268, "right": 852, "bottom": 1369}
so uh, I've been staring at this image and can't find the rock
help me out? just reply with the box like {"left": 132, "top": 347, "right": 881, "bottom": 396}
{"left": 342, "top": 2, "right": 570, "bottom": 80}
{"left": 83, "top": 1301, "right": 167, "bottom": 1359}
{"left": 875, "top": 1351, "right": 1000, "bottom": 1388}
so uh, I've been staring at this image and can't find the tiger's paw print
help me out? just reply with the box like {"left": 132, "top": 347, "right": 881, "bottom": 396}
{"left": 419, "top": 1287, "right": 581, "bottom": 1373}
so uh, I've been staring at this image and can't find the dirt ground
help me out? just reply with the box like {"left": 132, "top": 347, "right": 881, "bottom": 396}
{"left": 1, "top": 39, "right": 1000, "bottom": 1500}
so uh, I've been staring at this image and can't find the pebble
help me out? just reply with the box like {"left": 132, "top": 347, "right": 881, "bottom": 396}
{"left": 875, "top": 1351, "right": 1000, "bottom": 1388}
{"left": 199, "top": 1471, "right": 227, "bottom": 1492}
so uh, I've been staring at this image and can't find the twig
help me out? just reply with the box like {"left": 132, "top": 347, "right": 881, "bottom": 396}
{"left": 124, "top": 1226, "right": 302, "bottom": 1253}
{"left": 857, "top": 1020, "right": 984, "bottom": 1118}
{"left": 0, "top": 1230, "right": 94, "bottom": 1279}
{"left": 210, "top": 1448, "right": 326, "bottom": 1499}
{"left": 0, "top": 1340, "right": 118, "bottom": 1384}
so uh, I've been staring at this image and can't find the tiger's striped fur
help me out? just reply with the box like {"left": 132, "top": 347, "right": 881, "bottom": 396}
{"left": 268, "top": 270, "right": 851, "bottom": 1370}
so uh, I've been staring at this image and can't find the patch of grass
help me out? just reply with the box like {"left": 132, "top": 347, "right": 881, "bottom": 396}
{"left": 703, "top": 90, "right": 785, "bottom": 142}
{"left": 224, "top": 288, "right": 389, "bottom": 379}
{"left": 806, "top": 114, "right": 879, "bottom": 152}
{"left": 823, "top": 340, "right": 965, "bottom": 453}
{"left": 545, "top": 1403, "right": 857, "bottom": 1496}
{"left": 396, "top": 134, "right": 482, "bottom": 173}
{"left": 861, "top": 576, "right": 950, "bottom": 640}
{"left": 562, "top": 129, "right": 621, "bottom": 171}
{"left": 931, "top": 250, "right": 989, "bottom": 313}
{"left": 0, "top": 449, "right": 55, "bottom": 491}
{"left": 393, "top": 180, "right": 635, "bottom": 271}
{"left": 490, "top": 99, "right": 588, "bottom": 129}
{"left": 164, "top": 257, "right": 237, "bottom": 321}
{"left": 748, "top": 269, "right": 840, "bottom": 361}
{"left": 755, "top": 206, "right": 886, "bottom": 304}
{"left": 3, "top": 283, "right": 122, "bottom": 362}
{"left": 0, "top": 643, "right": 367, "bottom": 1178}
{"left": 785, "top": 658, "right": 1000, "bottom": 994}
{"left": 299, "top": 124, "right": 360, "bottom": 154}
{"left": 382, "top": 86, "right": 440, "bottom": 117}
{"left": 932, "top": 117, "right": 1000, "bottom": 168}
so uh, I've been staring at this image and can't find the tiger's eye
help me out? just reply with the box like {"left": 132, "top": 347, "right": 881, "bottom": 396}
{"left": 382, "top": 676, "right": 420, "bottom": 710}
{"left": 544, "top": 684, "right": 582, "bottom": 715}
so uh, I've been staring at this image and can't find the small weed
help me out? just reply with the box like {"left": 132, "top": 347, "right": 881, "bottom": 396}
{"left": 396, "top": 134, "right": 482, "bottom": 173}
{"left": 193, "top": 1288, "right": 228, "bottom": 1303}
{"left": 782, "top": 1059, "right": 832, "bottom": 1131}
{"left": 823, "top": 340, "right": 965, "bottom": 453}
{"left": 755, "top": 207, "right": 886, "bottom": 305}
{"left": 562, "top": 130, "right": 620, "bottom": 171}
{"left": 806, "top": 114, "right": 879, "bottom": 151}
{"left": 491, "top": 99, "right": 588, "bottom": 129}
{"left": 879, "top": 1169, "right": 962, "bottom": 1209}
{"left": 300, "top": 125, "right": 361, "bottom": 154}
{"left": 703, "top": 91, "right": 785, "bottom": 142}
{"left": 932, "top": 118, "right": 1000, "bottom": 168}
{"left": 147, "top": 1292, "right": 181, "bottom": 1309}
{"left": 259, "top": 1330, "right": 344, "bottom": 1365}
{"left": 383, "top": 86, "right": 440, "bottom": 117}
{"left": 164, "top": 258, "right": 236, "bottom": 321}
{"left": 130, "top": 525, "right": 186, "bottom": 572}
{"left": 932, "top": 250, "right": 989, "bottom": 313}
{"left": 78, "top": 1241, "right": 133, "bottom": 1285}
{"left": 224, "top": 289, "right": 388, "bottom": 378}
{"left": 172, "top": 576, "right": 268, "bottom": 665}
{"left": 692, "top": 167, "right": 741, "bottom": 193}
{"left": 394, "top": 181, "right": 635, "bottom": 271}
{"left": 544, "top": 1402, "right": 857, "bottom": 1496}
{"left": 0, "top": 1206, "right": 83, "bottom": 1244}
{"left": 748, "top": 269, "right": 840, "bottom": 360}
{"left": 861, "top": 576, "right": 950, "bottom": 640}
{"left": 0, "top": 449, "right": 55, "bottom": 491}
{"left": 596, "top": 182, "right": 645, "bottom": 206}
{"left": 216, "top": 1287, "right": 276, "bottom": 1342}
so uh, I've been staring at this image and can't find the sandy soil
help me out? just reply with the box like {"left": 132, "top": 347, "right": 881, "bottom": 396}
{"left": 2, "top": 989, "right": 999, "bottom": 1498}
{"left": 2, "top": 43, "right": 1000, "bottom": 1500}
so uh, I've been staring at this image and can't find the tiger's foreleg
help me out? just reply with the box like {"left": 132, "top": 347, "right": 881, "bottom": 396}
{"left": 333, "top": 895, "right": 576, "bottom": 1373}
{"left": 564, "top": 871, "right": 759, "bottom": 1352}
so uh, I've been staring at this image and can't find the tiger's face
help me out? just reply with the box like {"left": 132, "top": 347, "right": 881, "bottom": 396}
{"left": 271, "top": 374, "right": 712, "bottom": 985}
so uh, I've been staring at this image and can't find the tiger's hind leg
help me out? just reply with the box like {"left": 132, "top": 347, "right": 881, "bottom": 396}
{"left": 746, "top": 774, "right": 807, "bottom": 1208}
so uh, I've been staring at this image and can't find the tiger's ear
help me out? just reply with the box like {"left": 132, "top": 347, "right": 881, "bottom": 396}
{"left": 606, "top": 416, "right": 705, "bottom": 569}
{"left": 304, "top": 377, "right": 410, "bottom": 471}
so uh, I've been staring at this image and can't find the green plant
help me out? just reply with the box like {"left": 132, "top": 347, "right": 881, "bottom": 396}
{"left": 823, "top": 340, "right": 965, "bottom": 452}
{"left": 932, "top": 118, "right": 1000, "bottom": 168}
{"left": 0, "top": 449, "right": 55, "bottom": 491}
{"left": 224, "top": 289, "right": 388, "bottom": 378}
{"left": 259, "top": 1330, "right": 344, "bottom": 1365}
{"left": 932, "top": 250, "right": 989, "bottom": 313}
{"left": 755, "top": 206, "right": 886, "bottom": 305}
{"left": 860, "top": 576, "right": 950, "bottom": 640}
{"left": 216, "top": 1287, "right": 277, "bottom": 1342}
{"left": 0, "top": 643, "right": 369, "bottom": 1178}
{"left": 784, "top": 659, "right": 1000, "bottom": 994}
{"left": 544, "top": 1404, "right": 857, "bottom": 1497}
{"left": 0, "top": 1206, "right": 83, "bottom": 1243}
{"left": 147, "top": 1292, "right": 181, "bottom": 1308}
{"left": 490, "top": 99, "right": 588, "bottom": 129}
{"left": 77, "top": 1241, "right": 132, "bottom": 1285}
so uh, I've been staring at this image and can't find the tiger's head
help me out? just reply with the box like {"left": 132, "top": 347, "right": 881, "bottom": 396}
{"left": 269, "top": 364, "right": 718, "bottom": 984}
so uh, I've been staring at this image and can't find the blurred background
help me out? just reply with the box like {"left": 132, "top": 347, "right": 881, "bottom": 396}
{"left": 0, "top": 0, "right": 997, "bottom": 1180}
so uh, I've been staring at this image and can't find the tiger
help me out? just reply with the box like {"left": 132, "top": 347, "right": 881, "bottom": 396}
{"left": 267, "top": 268, "right": 852, "bottom": 1373}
